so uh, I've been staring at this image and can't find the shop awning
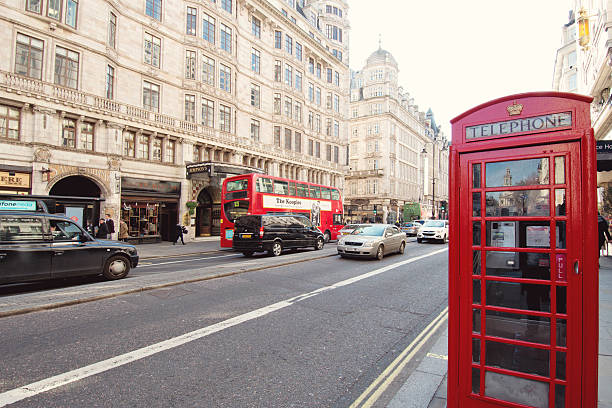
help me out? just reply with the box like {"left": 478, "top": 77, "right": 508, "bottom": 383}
{"left": 597, "top": 141, "right": 612, "bottom": 171}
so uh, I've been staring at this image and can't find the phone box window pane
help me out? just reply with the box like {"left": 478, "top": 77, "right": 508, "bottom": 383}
{"left": 473, "top": 192, "right": 481, "bottom": 217}
{"left": 554, "top": 156, "right": 565, "bottom": 184}
{"left": 486, "top": 158, "right": 549, "bottom": 187}
{"left": 486, "top": 281, "right": 550, "bottom": 312}
{"left": 485, "top": 371, "right": 549, "bottom": 408}
{"left": 557, "top": 319, "right": 567, "bottom": 347}
{"left": 486, "top": 221, "right": 551, "bottom": 248}
{"left": 473, "top": 279, "right": 481, "bottom": 304}
{"left": 556, "top": 221, "right": 566, "bottom": 249}
{"left": 473, "top": 309, "right": 481, "bottom": 333}
{"left": 557, "top": 287, "right": 567, "bottom": 314}
{"left": 473, "top": 338, "right": 481, "bottom": 363}
{"left": 485, "top": 251, "right": 550, "bottom": 280}
{"left": 555, "top": 189, "right": 566, "bottom": 216}
{"left": 486, "top": 190, "right": 549, "bottom": 217}
{"left": 485, "top": 310, "right": 550, "bottom": 344}
{"left": 486, "top": 340, "right": 549, "bottom": 376}
{"left": 473, "top": 163, "right": 481, "bottom": 188}
{"left": 555, "top": 385, "right": 565, "bottom": 408}
{"left": 473, "top": 222, "right": 481, "bottom": 246}
{"left": 556, "top": 351, "right": 566, "bottom": 380}
{"left": 473, "top": 250, "right": 481, "bottom": 275}
{"left": 472, "top": 368, "right": 480, "bottom": 394}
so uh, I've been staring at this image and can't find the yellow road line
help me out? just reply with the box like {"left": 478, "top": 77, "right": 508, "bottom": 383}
{"left": 350, "top": 307, "right": 448, "bottom": 408}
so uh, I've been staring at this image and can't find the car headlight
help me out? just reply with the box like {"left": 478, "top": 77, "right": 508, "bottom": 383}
{"left": 127, "top": 247, "right": 138, "bottom": 255}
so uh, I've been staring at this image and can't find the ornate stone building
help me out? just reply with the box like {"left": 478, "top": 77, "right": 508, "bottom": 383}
{"left": 346, "top": 47, "right": 449, "bottom": 223}
{"left": 0, "top": 0, "right": 350, "bottom": 240}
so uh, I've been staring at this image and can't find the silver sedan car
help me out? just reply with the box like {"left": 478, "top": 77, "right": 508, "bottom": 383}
{"left": 337, "top": 224, "right": 406, "bottom": 260}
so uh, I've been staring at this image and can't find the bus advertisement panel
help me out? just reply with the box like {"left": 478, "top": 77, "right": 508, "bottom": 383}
{"left": 220, "top": 173, "right": 343, "bottom": 248}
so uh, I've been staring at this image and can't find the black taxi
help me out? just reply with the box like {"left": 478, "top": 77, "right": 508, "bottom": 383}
{"left": 0, "top": 197, "right": 138, "bottom": 284}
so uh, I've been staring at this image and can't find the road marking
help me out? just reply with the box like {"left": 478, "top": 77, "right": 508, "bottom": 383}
{"left": 140, "top": 253, "right": 240, "bottom": 267}
{"left": 0, "top": 247, "right": 447, "bottom": 407}
{"left": 349, "top": 307, "right": 448, "bottom": 408}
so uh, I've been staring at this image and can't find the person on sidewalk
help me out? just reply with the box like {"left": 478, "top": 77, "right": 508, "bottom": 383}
{"left": 119, "top": 218, "right": 129, "bottom": 242}
{"left": 174, "top": 223, "right": 186, "bottom": 245}
{"left": 598, "top": 212, "right": 611, "bottom": 257}
{"left": 96, "top": 218, "right": 109, "bottom": 239}
{"left": 105, "top": 214, "right": 115, "bottom": 240}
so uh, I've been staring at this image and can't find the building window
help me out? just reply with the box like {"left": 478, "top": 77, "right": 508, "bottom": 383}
{"left": 308, "top": 83, "right": 314, "bottom": 102}
{"left": 202, "top": 98, "right": 214, "bottom": 127}
{"left": 138, "top": 135, "right": 150, "bottom": 159}
{"left": 274, "top": 93, "right": 281, "bottom": 114}
{"left": 326, "top": 92, "right": 332, "bottom": 110}
{"left": 333, "top": 146, "right": 339, "bottom": 163}
{"left": 273, "top": 126, "right": 281, "bottom": 147}
{"left": 0, "top": 105, "right": 20, "bottom": 140}
{"left": 47, "top": 0, "right": 61, "bottom": 20}
{"left": 108, "top": 12, "right": 117, "bottom": 48}
{"left": 333, "top": 94, "right": 339, "bottom": 112}
{"left": 308, "top": 57, "right": 314, "bottom": 74}
{"left": 54, "top": 46, "right": 79, "bottom": 89}
{"left": 185, "top": 50, "right": 196, "bottom": 79}
{"left": 146, "top": 0, "right": 161, "bottom": 20}
{"left": 316, "top": 63, "right": 321, "bottom": 78}
{"left": 220, "top": 23, "right": 232, "bottom": 53}
{"left": 285, "top": 35, "right": 293, "bottom": 54}
{"left": 308, "top": 111, "right": 313, "bottom": 129}
{"left": 251, "top": 48, "right": 260, "bottom": 73}
{"left": 144, "top": 33, "right": 161, "bottom": 68}
{"left": 325, "top": 118, "right": 331, "bottom": 135}
{"left": 193, "top": 145, "right": 200, "bottom": 162}
{"left": 186, "top": 7, "right": 197, "bottom": 35}
{"left": 250, "top": 84, "right": 260, "bottom": 108}
{"left": 274, "top": 60, "right": 282, "bottom": 82}
{"left": 334, "top": 71, "right": 339, "bottom": 86}
{"left": 252, "top": 16, "right": 261, "bottom": 38}
{"left": 219, "top": 104, "right": 231, "bottom": 132}
{"left": 80, "top": 122, "right": 93, "bottom": 151}
{"left": 296, "top": 42, "right": 302, "bottom": 61}
{"left": 295, "top": 71, "right": 302, "bottom": 91}
{"left": 26, "top": 0, "right": 42, "bottom": 13}
{"left": 315, "top": 114, "right": 321, "bottom": 132}
{"left": 165, "top": 140, "right": 175, "bottom": 163}
{"left": 65, "top": 0, "right": 78, "bottom": 28}
{"left": 294, "top": 132, "right": 301, "bottom": 153}
{"left": 284, "top": 64, "right": 292, "bottom": 86}
{"left": 185, "top": 94, "right": 196, "bottom": 122}
{"left": 308, "top": 139, "right": 313, "bottom": 155}
{"left": 202, "top": 13, "right": 215, "bottom": 44}
{"left": 61, "top": 118, "right": 76, "bottom": 148}
{"left": 105, "top": 65, "right": 114, "bottom": 99}
{"left": 123, "top": 131, "right": 135, "bottom": 157}
{"left": 221, "top": 0, "right": 232, "bottom": 13}
{"left": 219, "top": 64, "right": 231, "bottom": 92}
{"left": 250, "top": 119, "right": 260, "bottom": 141}
{"left": 143, "top": 81, "right": 160, "bottom": 112}
{"left": 294, "top": 101, "right": 302, "bottom": 122}
{"left": 334, "top": 120, "right": 339, "bottom": 137}
{"left": 315, "top": 87, "right": 321, "bottom": 106}
{"left": 284, "top": 128, "right": 292, "bottom": 150}
{"left": 15, "top": 33, "right": 43, "bottom": 80}
{"left": 326, "top": 68, "right": 332, "bottom": 83}
{"left": 202, "top": 55, "right": 214, "bottom": 85}
{"left": 315, "top": 141, "right": 320, "bottom": 158}
{"left": 326, "top": 144, "right": 332, "bottom": 161}
{"left": 274, "top": 31, "right": 282, "bottom": 49}
{"left": 284, "top": 96, "right": 292, "bottom": 118}
{"left": 152, "top": 137, "right": 162, "bottom": 161}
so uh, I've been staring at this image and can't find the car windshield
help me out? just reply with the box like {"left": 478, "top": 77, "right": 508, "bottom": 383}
{"left": 423, "top": 220, "right": 445, "bottom": 228}
{"left": 351, "top": 225, "right": 385, "bottom": 236}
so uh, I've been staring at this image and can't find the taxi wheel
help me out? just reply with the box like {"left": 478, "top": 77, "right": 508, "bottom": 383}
{"left": 314, "top": 237, "right": 324, "bottom": 250}
{"left": 102, "top": 255, "right": 130, "bottom": 280}
{"left": 375, "top": 245, "right": 384, "bottom": 260}
{"left": 269, "top": 241, "right": 283, "bottom": 257}
{"left": 323, "top": 231, "right": 331, "bottom": 243}
{"left": 398, "top": 241, "right": 405, "bottom": 254}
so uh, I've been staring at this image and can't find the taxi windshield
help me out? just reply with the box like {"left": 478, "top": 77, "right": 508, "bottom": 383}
{"left": 351, "top": 225, "right": 385, "bottom": 236}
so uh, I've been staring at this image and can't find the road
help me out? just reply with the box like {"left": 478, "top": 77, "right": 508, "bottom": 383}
{"left": 0, "top": 239, "right": 448, "bottom": 408}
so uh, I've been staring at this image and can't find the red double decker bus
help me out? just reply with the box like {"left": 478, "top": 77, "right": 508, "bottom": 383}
{"left": 220, "top": 173, "right": 344, "bottom": 248}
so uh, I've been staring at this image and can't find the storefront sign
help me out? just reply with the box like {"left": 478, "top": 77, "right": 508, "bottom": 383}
{"left": 121, "top": 177, "right": 180, "bottom": 196}
{"left": 466, "top": 112, "right": 572, "bottom": 140}
{"left": 262, "top": 195, "right": 332, "bottom": 211}
{"left": 0, "top": 200, "right": 36, "bottom": 211}
{"left": 0, "top": 172, "right": 31, "bottom": 189}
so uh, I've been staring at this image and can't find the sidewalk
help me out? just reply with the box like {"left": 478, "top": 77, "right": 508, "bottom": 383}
{"left": 134, "top": 236, "right": 225, "bottom": 259}
{"left": 388, "top": 255, "right": 612, "bottom": 408}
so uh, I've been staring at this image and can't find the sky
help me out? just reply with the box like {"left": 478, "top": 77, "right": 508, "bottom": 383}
{"left": 348, "top": 0, "right": 573, "bottom": 137}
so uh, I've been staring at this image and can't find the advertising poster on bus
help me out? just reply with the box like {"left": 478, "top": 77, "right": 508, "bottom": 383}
{"left": 262, "top": 195, "right": 331, "bottom": 227}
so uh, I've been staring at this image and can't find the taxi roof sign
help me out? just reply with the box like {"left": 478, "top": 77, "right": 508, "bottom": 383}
{"left": 0, "top": 200, "right": 40, "bottom": 212}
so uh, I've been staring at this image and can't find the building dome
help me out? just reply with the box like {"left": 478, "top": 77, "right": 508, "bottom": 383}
{"left": 366, "top": 47, "right": 398, "bottom": 68}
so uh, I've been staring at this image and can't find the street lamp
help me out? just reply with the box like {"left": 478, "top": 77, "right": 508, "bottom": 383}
{"left": 422, "top": 140, "right": 448, "bottom": 219}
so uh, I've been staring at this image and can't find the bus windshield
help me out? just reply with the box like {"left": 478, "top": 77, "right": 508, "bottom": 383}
{"left": 223, "top": 200, "right": 249, "bottom": 222}
{"left": 226, "top": 179, "right": 248, "bottom": 192}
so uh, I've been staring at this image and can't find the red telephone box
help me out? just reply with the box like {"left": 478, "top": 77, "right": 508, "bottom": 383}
{"left": 448, "top": 92, "right": 598, "bottom": 408}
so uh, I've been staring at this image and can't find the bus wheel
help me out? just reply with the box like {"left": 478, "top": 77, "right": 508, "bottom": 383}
{"left": 269, "top": 240, "right": 283, "bottom": 257}
{"left": 323, "top": 230, "right": 331, "bottom": 243}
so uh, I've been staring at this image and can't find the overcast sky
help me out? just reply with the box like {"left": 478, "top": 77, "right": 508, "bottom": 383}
{"left": 348, "top": 0, "right": 573, "bottom": 138}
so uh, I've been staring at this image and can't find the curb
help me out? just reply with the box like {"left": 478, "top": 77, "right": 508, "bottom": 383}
{"left": 0, "top": 252, "right": 337, "bottom": 318}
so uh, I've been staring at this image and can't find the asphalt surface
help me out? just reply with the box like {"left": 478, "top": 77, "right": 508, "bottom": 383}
{"left": 0, "top": 239, "right": 449, "bottom": 408}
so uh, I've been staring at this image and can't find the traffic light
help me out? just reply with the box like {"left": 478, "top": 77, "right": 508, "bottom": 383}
{"left": 440, "top": 201, "right": 447, "bottom": 212}
{"left": 373, "top": 204, "right": 377, "bottom": 215}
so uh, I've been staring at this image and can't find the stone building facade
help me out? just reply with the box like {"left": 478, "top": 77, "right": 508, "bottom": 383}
{"left": 0, "top": 0, "right": 350, "bottom": 241}
{"left": 346, "top": 47, "right": 449, "bottom": 223}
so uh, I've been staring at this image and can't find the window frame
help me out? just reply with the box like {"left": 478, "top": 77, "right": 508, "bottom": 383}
{"left": 0, "top": 105, "right": 21, "bottom": 140}
{"left": 145, "top": 0, "right": 162, "bottom": 21}
{"left": 54, "top": 45, "right": 79, "bottom": 89}
{"left": 144, "top": 32, "right": 161, "bottom": 68}
{"left": 186, "top": 6, "right": 197, "bottom": 36}
{"left": 65, "top": 0, "right": 78, "bottom": 28}
{"left": 142, "top": 80, "right": 160, "bottom": 112}
{"left": 105, "top": 65, "right": 114, "bottom": 99}
{"left": 15, "top": 33, "right": 44, "bottom": 80}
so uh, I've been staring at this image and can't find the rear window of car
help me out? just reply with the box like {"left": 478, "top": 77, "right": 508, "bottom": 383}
{"left": 235, "top": 215, "right": 262, "bottom": 229}
{"left": 0, "top": 215, "right": 46, "bottom": 242}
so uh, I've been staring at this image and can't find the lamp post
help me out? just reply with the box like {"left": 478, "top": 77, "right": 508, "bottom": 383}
{"left": 422, "top": 140, "right": 448, "bottom": 219}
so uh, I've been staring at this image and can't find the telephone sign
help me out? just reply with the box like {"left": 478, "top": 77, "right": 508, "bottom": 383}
{"left": 448, "top": 92, "right": 598, "bottom": 408}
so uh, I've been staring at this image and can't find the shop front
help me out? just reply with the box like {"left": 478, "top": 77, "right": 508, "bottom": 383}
{"left": 0, "top": 166, "right": 32, "bottom": 195}
{"left": 120, "top": 177, "right": 180, "bottom": 243}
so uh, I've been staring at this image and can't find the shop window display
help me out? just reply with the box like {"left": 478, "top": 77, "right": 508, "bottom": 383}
{"left": 122, "top": 202, "right": 160, "bottom": 237}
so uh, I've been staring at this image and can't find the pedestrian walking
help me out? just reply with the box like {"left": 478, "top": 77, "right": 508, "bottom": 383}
{"left": 174, "top": 223, "right": 186, "bottom": 245}
{"left": 105, "top": 214, "right": 115, "bottom": 240}
{"left": 119, "top": 218, "right": 129, "bottom": 242}
{"left": 598, "top": 212, "right": 611, "bottom": 257}
{"left": 96, "top": 218, "right": 109, "bottom": 239}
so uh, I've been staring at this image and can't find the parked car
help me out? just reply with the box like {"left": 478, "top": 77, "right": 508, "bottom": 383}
{"left": 339, "top": 223, "right": 369, "bottom": 236}
{"left": 337, "top": 224, "right": 406, "bottom": 260}
{"left": 232, "top": 214, "right": 324, "bottom": 256}
{"left": 417, "top": 220, "right": 449, "bottom": 243}
{"left": 0, "top": 199, "right": 138, "bottom": 284}
{"left": 400, "top": 222, "right": 420, "bottom": 236}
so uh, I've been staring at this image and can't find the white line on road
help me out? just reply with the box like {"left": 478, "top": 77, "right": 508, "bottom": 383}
{"left": 0, "top": 247, "right": 448, "bottom": 407}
